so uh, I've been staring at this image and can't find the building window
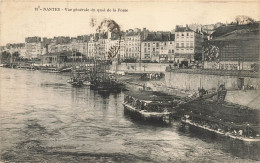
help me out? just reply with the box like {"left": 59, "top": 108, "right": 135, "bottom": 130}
{"left": 148, "top": 43, "right": 150, "bottom": 47}
{"left": 156, "top": 43, "right": 159, "bottom": 47}
{"left": 170, "top": 42, "right": 172, "bottom": 44}
{"left": 172, "top": 50, "right": 174, "bottom": 53}
{"left": 181, "top": 43, "right": 184, "bottom": 47}
{"left": 176, "top": 43, "right": 179, "bottom": 47}
{"left": 153, "top": 48, "right": 155, "bottom": 52}
{"left": 187, "top": 33, "right": 189, "bottom": 36}
{"left": 144, "top": 43, "right": 147, "bottom": 46}
{"left": 144, "top": 48, "right": 146, "bottom": 52}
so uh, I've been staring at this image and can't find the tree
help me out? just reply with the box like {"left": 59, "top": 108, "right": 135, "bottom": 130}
{"left": 234, "top": 15, "right": 255, "bottom": 25}
{"left": 1, "top": 51, "right": 11, "bottom": 63}
{"left": 1, "top": 51, "right": 11, "bottom": 59}
{"left": 95, "top": 19, "right": 122, "bottom": 60}
{"left": 194, "top": 53, "right": 202, "bottom": 61}
{"left": 12, "top": 52, "right": 20, "bottom": 61}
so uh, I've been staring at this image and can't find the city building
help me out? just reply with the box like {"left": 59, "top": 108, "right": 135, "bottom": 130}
{"left": 109, "top": 38, "right": 125, "bottom": 60}
{"left": 41, "top": 51, "right": 70, "bottom": 66}
{"left": 202, "top": 23, "right": 260, "bottom": 71}
{"left": 87, "top": 34, "right": 99, "bottom": 59}
{"left": 124, "top": 28, "right": 148, "bottom": 61}
{"left": 0, "top": 44, "right": 26, "bottom": 63}
{"left": 25, "top": 37, "right": 42, "bottom": 59}
{"left": 70, "top": 39, "right": 88, "bottom": 60}
{"left": 189, "top": 22, "right": 225, "bottom": 35}
{"left": 97, "top": 35, "right": 109, "bottom": 60}
{"left": 174, "top": 25, "right": 203, "bottom": 64}
{"left": 141, "top": 32, "right": 175, "bottom": 62}
{"left": 6, "top": 43, "right": 26, "bottom": 58}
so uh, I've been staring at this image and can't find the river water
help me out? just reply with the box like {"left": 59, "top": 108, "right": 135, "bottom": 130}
{"left": 0, "top": 68, "right": 259, "bottom": 162}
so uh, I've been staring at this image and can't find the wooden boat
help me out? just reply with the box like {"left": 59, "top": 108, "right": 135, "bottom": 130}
{"left": 67, "top": 78, "right": 84, "bottom": 87}
{"left": 48, "top": 69, "right": 60, "bottom": 73}
{"left": 83, "top": 81, "right": 92, "bottom": 86}
{"left": 26, "top": 67, "right": 36, "bottom": 71}
{"left": 59, "top": 67, "right": 72, "bottom": 72}
{"left": 67, "top": 64, "right": 90, "bottom": 87}
{"left": 123, "top": 91, "right": 176, "bottom": 125}
{"left": 89, "top": 60, "right": 124, "bottom": 93}
{"left": 181, "top": 118, "right": 260, "bottom": 142}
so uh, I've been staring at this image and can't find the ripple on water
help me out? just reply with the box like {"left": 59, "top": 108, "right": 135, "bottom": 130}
{"left": 0, "top": 68, "right": 259, "bottom": 162}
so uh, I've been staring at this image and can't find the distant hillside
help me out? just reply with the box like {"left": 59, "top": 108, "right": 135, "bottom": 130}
{"left": 211, "top": 22, "right": 259, "bottom": 38}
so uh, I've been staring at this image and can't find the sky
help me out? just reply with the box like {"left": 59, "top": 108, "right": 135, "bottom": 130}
{"left": 0, "top": 0, "right": 259, "bottom": 46}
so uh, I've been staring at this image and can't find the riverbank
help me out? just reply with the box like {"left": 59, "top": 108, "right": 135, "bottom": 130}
{"left": 1, "top": 66, "right": 260, "bottom": 142}
{"left": 114, "top": 71, "right": 260, "bottom": 141}
{"left": 2, "top": 65, "right": 258, "bottom": 162}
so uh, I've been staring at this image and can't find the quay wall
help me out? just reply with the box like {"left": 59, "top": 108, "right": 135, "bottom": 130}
{"left": 111, "top": 62, "right": 169, "bottom": 72}
{"left": 165, "top": 71, "right": 259, "bottom": 91}
{"left": 111, "top": 62, "right": 259, "bottom": 91}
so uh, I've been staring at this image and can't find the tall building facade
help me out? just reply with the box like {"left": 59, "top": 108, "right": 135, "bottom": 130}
{"left": 141, "top": 32, "right": 175, "bottom": 62}
{"left": 109, "top": 39, "right": 125, "bottom": 60}
{"left": 25, "top": 42, "right": 42, "bottom": 59}
{"left": 175, "top": 25, "right": 203, "bottom": 64}
{"left": 124, "top": 28, "right": 145, "bottom": 60}
{"left": 203, "top": 23, "right": 260, "bottom": 71}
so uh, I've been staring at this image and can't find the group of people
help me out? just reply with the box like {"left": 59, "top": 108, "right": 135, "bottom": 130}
{"left": 140, "top": 73, "right": 164, "bottom": 80}
{"left": 124, "top": 95, "right": 167, "bottom": 112}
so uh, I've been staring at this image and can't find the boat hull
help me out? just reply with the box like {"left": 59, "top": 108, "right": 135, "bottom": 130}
{"left": 181, "top": 119, "right": 260, "bottom": 142}
{"left": 123, "top": 103, "right": 170, "bottom": 125}
{"left": 90, "top": 84, "right": 122, "bottom": 93}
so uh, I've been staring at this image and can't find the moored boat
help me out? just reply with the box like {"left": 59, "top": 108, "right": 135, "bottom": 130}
{"left": 122, "top": 91, "right": 177, "bottom": 125}
{"left": 181, "top": 117, "right": 260, "bottom": 142}
{"left": 89, "top": 60, "right": 124, "bottom": 93}
{"left": 67, "top": 78, "right": 84, "bottom": 87}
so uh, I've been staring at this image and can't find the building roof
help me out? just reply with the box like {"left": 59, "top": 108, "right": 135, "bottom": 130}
{"left": 211, "top": 23, "right": 259, "bottom": 38}
{"left": 175, "top": 25, "right": 194, "bottom": 32}
{"left": 125, "top": 32, "right": 140, "bottom": 37}
{"left": 209, "top": 28, "right": 259, "bottom": 42}
{"left": 143, "top": 32, "right": 174, "bottom": 41}
{"left": 6, "top": 43, "right": 25, "bottom": 48}
{"left": 43, "top": 51, "right": 72, "bottom": 57}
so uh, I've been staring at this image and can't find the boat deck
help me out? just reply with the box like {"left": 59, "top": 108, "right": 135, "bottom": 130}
{"left": 123, "top": 103, "right": 170, "bottom": 117}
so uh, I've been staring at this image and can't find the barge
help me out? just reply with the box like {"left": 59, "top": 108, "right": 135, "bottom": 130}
{"left": 123, "top": 91, "right": 178, "bottom": 125}
{"left": 181, "top": 117, "right": 260, "bottom": 142}
{"left": 179, "top": 85, "right": 260, "bottom": 142}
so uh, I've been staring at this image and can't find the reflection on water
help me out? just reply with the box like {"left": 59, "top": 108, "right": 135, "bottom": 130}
{"left": 0, "top": 68, "right": 259, "bottom": 162}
